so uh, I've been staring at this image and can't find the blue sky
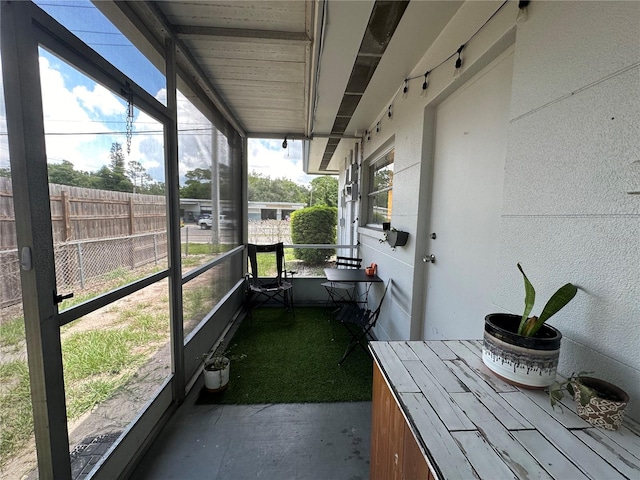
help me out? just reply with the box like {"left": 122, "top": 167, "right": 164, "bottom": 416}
{"left": 0, "top": 0, "right": 314, "bottom": 186}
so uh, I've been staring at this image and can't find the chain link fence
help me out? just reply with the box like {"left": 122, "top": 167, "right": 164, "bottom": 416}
{"left": 247, "top": 220, "right": 292, "bottom": 244}
{"left": 54, "top": 232, "right": 168, "bottom": 290}
{"left": 0, "top": 232, "right": 168, "bottom": 310}
{"left": 0, "top": 250, "right": 22, "bottom": 309}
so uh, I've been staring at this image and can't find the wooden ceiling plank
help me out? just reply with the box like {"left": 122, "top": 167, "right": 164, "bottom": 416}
{"left": 161, "top": 1, "right": 306, "bottom": 31}
{"left": 185, "top": 40, "right": 306, "bottom": 62}
{"left": 175, "top": 25, "right": 310, "bottom": 45}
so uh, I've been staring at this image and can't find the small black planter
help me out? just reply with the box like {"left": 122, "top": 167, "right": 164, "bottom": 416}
{"left": 482, "top": 313, "right": 562, "bottom": 388}
{"left": 386, "top": 230, "right": 408, "bottom": 248}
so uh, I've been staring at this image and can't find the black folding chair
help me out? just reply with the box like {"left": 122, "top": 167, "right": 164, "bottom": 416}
{"left": 245, "top": 243, "right": 295, "bottom": 316}
{"left": 321, "top": 255, "right": 363, "bottom": 308}
{"left": 336, "top": 279, "right": 389, "bottom": 365}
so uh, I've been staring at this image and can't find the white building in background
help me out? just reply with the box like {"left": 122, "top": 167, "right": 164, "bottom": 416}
{"left": 180, "top": 199, "right": 305, "bottom": 222}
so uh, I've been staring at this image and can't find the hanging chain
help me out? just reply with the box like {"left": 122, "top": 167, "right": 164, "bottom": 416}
{"left": 125, "top": 83, "right": 134, "bottom": 155}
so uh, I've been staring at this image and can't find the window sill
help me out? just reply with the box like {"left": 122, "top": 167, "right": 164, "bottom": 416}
{"left": 358, "top": 226, "right": 386, "bottom": 243}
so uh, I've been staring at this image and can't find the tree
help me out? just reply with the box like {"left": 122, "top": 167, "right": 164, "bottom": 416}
{"left": 248, "top": 171, "right": 308, "bottom": 203}
{"left": 144, "top": 181, "right": 166, "bottom": 196}
{"left": 290, "top": 206, "right": 337, "bottom": 264}
{"left": 93, "top": 142, "right": 133, "bottom": 192}
{"left": 180, "top": 168, "right": 211, "bottom": 199}
{"left": 309, "top": 176, "right": 338, "bottom": 207}
{"left": 48, "top": 160, "right": 83, "bottom": 186}
{"left": 127, "top": 160, "right": 151, "bottom": 193}
{"left": 109, "top": 143, "right": 126, "bottom": 173}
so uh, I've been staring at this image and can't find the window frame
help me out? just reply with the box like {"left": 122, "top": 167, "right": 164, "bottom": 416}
{"left": 365, "top": 146, "right": 394, "bottom": 227}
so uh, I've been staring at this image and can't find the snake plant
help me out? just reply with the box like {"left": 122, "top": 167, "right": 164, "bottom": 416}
{"left": 517, "top": 263, "right": 578, "bottom": 337}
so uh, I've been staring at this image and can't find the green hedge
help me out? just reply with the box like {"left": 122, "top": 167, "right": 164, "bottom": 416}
{"left": 290, "top": 206, "right": 337, "bottom": 265}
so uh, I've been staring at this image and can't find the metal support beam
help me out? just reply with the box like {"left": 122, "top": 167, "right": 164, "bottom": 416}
{"left": 1, "top": 2, "right": 71, "bottom": 478}
{"left": 245, "top": 132, "right": 361, "bottom": 140}
{"left": 164, "top": 36, "right": 185, "bottom": 402}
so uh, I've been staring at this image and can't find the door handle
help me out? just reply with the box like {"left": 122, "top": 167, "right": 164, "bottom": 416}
{"left": 423, "top": 254, "right": 435, "bottom": 263}
{"left": 54, "top": 292, "right": 74, "bottom": 304}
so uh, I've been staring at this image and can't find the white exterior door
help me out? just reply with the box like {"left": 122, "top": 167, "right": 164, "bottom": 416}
{"left": 422, "top": 51, "right": 513, "bottom": 340}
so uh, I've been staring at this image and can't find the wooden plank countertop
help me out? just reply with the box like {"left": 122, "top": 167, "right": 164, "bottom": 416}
{"left": 369, "top": 340, "right": 640, "bottom": 480}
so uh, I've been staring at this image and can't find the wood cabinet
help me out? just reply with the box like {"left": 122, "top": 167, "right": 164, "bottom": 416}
{"left": 402, "top": 426, "right": 432, "bottom": 480}
{"left": 370, "top": 362, "right": 432, "bottom": 480}
{"left": 370, "top": 341, "right": 640, "bottom": 480}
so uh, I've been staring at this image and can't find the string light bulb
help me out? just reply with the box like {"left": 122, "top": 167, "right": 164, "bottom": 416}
{"left": 517, "top": 0, "right": 530, "bottom": 23}
{"left": 454, "top": 44, "right": 465, "bottom": 78}
{"left": 422, "top": 71, "right": 430, "bottom": 91}
{"left": 388, "top": 105, "right": 393, "bottom": 118}
{"left": 403, "top": 79, "right": 408, "bottom": 94}
{"left": 282, "top": 136, "right": 287, "bottom": 149}
{"left": 376, "top": 121, "right": 380, "bottom": 134}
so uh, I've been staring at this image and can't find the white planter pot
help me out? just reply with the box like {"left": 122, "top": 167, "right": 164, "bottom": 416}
{"left": 482, "top": 313, "right": 562, "bottom": 388}
{"left": 204, "top": 360, "right": 230, "bottom": 392}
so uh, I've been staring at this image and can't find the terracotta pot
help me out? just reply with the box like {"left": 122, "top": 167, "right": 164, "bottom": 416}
{"left": 482, "top": 313, "right": 561, "bottom": 388}
{"left": 571, "top": 377, "right": 629, "bottom": 430}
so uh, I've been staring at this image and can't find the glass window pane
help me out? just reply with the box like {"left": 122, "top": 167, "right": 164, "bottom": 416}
{"left": 0, "top": 52, "right": 39, "bottom": 480}
{"left": 367, "top": 149, "right": 394, "bottom": 225}
{"left": 369, "top": 150, "right": 394, "bottom": 193}
{"left": 370, "top": 191, "right": 392, "bottom": 224}
{"left": 38, "top": 48, "right": 168, "bottom": 309}
{"left": 178, "top": 91, "right": 240, "bottom": 265}
{"left": 62, "top": 281, "right": 171, "bottom": 473}
{"left": 34, "top": 0, "right": 166, "bottom": 104}
{"left": 218, "top": 131, "right": 242, "bottom": 247}
{"left": 183, "top": 257, "right": 241, "bottom": 337}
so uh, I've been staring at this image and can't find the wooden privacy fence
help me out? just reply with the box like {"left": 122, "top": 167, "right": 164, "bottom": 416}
{"left": 0, "top": 178, "right": 167, "bottom": 308}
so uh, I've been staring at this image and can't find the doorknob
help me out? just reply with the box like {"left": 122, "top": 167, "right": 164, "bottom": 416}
{"left": 423, "top": 254, "right": 435, "bottom": 263}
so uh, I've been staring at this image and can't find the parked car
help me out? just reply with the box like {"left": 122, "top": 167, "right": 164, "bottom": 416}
{"left": 198, "top": 214, "right": 232, "bottom": 230}
{"left": 198, "top": 214, "right": 212, "bottom": 229}
{"left": 219, "top": 214, "right": 232, "bottom": 228}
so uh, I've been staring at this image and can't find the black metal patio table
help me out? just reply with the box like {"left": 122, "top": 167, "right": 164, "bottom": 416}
{"left": 323, "top": 268, "right": 383, "bottom": 284}
{"left": 323, "top": 268, "right": 382, "bottom": 306}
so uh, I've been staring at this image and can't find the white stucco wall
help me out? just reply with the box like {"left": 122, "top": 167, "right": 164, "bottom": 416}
{"left": 493, "top": 1, "right": 640, "bottom": 421}
{"left": 335, "top": 1, "right": 639, "bottom": 420}
{"left": 347, "top": 1, "right": 520, "bottom": 342}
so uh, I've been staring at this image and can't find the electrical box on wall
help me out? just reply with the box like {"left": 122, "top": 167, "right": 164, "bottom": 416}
{"left": 344, "top": 182, "right": 358, "bottom": 200}
{"left": 348, "top": 163, "right": 358, "bottom": 184}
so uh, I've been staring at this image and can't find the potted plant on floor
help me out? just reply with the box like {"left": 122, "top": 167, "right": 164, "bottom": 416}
{"left": 550, "top": 372, "right": 630, "bottom": 430}
{"left": 201, "top": 344, "right": 231, "bottom": 392}
{"left": 482, "top": 263, "right": 578, "bottom": 388}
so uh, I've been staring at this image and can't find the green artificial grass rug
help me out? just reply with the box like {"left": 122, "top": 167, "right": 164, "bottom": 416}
{"left": 197, "top": 307, "right": 373, "bottom": 404}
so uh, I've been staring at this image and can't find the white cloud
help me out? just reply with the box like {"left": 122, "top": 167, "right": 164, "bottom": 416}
{"left": 1, "top": 57, "right": 318, "bottom": 187}
{"left": 73, "top": 83, "right": 123, "bottom": 116}
{"left": 39, "top": 56, "right": 118, "bottom": 170}
{"left": 38, "top": 56, "right": 167, "bottom": 179}
{"left": 248, "top": 139, "right": 313, "bottom": 186}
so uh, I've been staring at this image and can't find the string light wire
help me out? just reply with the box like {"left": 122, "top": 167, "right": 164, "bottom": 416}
{"left": 366, "top": 0, "right": 511, "bottom": 138}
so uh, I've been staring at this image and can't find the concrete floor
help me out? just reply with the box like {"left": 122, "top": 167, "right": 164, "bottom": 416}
{"left": 130, "top": 384, "right": 372, "bottom": 480}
